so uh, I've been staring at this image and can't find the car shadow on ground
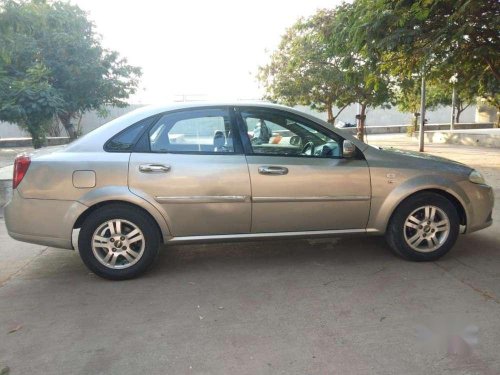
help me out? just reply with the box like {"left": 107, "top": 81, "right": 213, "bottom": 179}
{"left": 148, "top": 230, "right": 497, "bottom": 273}
{"left": 7, "top": 236, "right": 390, "bottom": 282}
{"left": 153, "top": 236, "right": 391, "bottom": 273}
{"left": 6, "top": 231, "right": 499, "bottom": 285}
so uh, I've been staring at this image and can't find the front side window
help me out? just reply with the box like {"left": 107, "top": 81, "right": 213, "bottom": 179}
{"left": 240, "top": 110, "right": 341, "bottom": 158}
{"left": 149, "top": 109, "right": 235, "bottom": 153}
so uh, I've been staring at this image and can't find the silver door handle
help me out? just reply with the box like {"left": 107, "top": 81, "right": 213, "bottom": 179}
{"left": 139, "top": 164, "right": 171, "bottom": 173}
{"left": 258, "top": 166, "right": 289, "bottom": 175}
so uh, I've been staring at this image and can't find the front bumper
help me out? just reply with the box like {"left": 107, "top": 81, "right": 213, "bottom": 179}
{"left": 4, "top": 190, "right": 87, "bottom": 249}
{"left": 464, "top": 182, "right": 494, "bottom": 234}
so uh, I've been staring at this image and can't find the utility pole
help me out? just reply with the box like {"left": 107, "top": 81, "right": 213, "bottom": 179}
{"left": 419, "top": 71, "right": 426, "bottom": 152}
{"left": 449, "top": 73, "right": 458, "bottom": 131}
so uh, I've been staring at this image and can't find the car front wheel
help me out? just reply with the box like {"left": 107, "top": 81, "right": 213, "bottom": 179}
{"left": 386, "top": 192, "right": 460, "bottom": 261}
{"left": 78, "top": 204, "right": 160, "bottom": 280}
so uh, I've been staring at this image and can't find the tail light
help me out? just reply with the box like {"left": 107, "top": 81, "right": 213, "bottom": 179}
{"left": 13, "top": 154, "right": 31, "bottom": 189}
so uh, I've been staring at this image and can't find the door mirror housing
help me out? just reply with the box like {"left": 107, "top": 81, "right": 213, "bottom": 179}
{"left": 342, "top": 140, "right": 356, "bottom": 158}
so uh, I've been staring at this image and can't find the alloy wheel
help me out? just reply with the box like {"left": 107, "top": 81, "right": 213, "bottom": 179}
{"left": 91, "top": 219, "right": 146, "bottom": 269}
{"left": 403, "top": 205, "right": 450, "bottom": 253}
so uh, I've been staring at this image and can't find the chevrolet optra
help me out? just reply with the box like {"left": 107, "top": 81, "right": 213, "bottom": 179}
{"left": 5, "top": 103, "right": 494, "bottom": 279}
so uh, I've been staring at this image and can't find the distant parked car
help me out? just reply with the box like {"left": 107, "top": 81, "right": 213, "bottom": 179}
{"left": 335, "top": 120, "right": 356, "bottom": 128}
{"left": 4, "top": 102, "right": 494, "bottom": 280}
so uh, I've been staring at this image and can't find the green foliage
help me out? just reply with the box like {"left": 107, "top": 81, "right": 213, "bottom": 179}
{"left": 395, "top": 77, "right": 451, "bottom": 114}
{"left": 327, "top": 3, "right": 393, "bottom": 108}
{"left": 0, "top": 0, "right": 142, "bottom": 146}
{"left": 257, "top": 9, "right": 353, "bottom": 124}
{"left": 346, "top": 0, "right": 499, "bottom": 109}
{"left": 0, "top": 63, "right": 63, "bottom": 147}
{"left": 258, "top": 6, "right": 393, "bottom": 139}
{"left": 261, "top": 0, "right": 498, "bottom": 139}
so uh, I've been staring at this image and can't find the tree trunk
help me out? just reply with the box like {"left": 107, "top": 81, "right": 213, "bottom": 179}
{"left": 31, "top": 135, "right": 44, "bottom": 149}
{"left": 58, "top": 112, "right": 78, "bottom": 140}
{"left": 76, "top": 112, "right": 83, "bottom": 135}
{"left": 356, "top": 104, "right": 367, "bottom": 142}
{"left": 326, "top": 103, "right": 335, "bottom": 126}
{"left": 26, "top": 121, "right": 46, "bottom": 149}
{"left": 408, "top": 113, "right": 418, "bottom": 136}
{"left": 456, "top": 102, "right": 471, "bottom": 124}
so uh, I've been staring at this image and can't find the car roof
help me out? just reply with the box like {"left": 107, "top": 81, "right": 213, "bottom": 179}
{"left": 64, "top": 101, "right": 366, "bottom": 153}
{"left": 126, "top": 101, "right": 299, "bottom": 115}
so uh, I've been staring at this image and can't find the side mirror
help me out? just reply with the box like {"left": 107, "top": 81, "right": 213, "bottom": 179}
{"left": 342, "top": 140, "right": 356, "bottom": 158}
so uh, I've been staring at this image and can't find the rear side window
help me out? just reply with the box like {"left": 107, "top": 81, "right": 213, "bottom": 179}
{"left": 105, "top": 117, "right": 153, "bottom": 152}
{"left": 148, "top": 108, "right": 235, "bottom": 153}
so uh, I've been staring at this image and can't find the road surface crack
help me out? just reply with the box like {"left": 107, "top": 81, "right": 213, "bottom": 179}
{"left": 434, "top": 262, "right": 499, "bottom": 304}
{"left": 0, "top": 247, "right": 49, "bottom": 288}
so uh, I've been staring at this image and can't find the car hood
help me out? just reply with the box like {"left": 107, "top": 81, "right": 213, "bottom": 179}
{"left": 380, "top": 147, "right": 473, "bottom": 174}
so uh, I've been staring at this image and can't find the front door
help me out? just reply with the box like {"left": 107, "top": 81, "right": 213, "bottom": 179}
{"left": 128, "top": 107, "right": 251, "bottom": 237}
{"left": 237, "top": 107, "right": 371, "bottom": 233}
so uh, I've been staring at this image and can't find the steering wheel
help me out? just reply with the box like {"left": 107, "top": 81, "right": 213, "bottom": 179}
{"left": 301, "top": 141, "right": 315, "bottom": 156}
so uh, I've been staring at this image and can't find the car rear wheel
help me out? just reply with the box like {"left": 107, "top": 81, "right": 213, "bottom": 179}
{"left": 78, "top": 204, "right": 160, "bottom": 280}
{"left": 385, "top": 192, "right": 460, "bottom": 261}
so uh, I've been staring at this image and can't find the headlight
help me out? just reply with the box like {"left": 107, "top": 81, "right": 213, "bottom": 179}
{"left": 469, "top": 170, "right": 486, "bottom": 184}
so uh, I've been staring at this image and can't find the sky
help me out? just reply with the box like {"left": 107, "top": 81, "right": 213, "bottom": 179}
{"left": 71, "top": 0, "right": 343, "bottom": 104}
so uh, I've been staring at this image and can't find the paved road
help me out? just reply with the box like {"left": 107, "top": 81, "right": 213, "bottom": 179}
{"left": 1, "top": 138, "right": 499, "bottom": 374}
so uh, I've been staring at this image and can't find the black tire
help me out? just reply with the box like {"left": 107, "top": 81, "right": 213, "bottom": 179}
{"left": 78, "top": 203, "right": 161, "bottom": 280}
{"left": 385, "top": 192, "right": 460, "bottom": 261}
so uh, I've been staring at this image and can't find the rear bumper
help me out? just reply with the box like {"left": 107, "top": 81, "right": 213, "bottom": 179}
{"left": 7, "top": 231, "right": 74, "bottom": 250}
{"left": 4, "top": 190, "right": 87, "bottom": 249}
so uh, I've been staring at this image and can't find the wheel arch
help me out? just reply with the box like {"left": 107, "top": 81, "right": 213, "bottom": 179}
{"left": 368, "top": 175, "right": 470, "bottom": 234}
{"left": 73, "top": 186, "right": 172, "bottom": 243}
{"left": 74, "top": 200, "right": 164, "bottom": 238}
{"left": 386, "top": 188, "right": 467, "bottom": 230}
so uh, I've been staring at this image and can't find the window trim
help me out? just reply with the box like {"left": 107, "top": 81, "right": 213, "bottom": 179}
{"left": 104, "top": 114, "right": 160, "bottom": 153}
{"left": 235, "top": 106, "right": 348, "bottom": 160}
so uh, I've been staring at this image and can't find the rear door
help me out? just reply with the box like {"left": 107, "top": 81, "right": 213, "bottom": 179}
{"left": 128, "top": 107, "right": 251, "bottom": 237}
{"left": 237, "top": 107, "right": 371, "bottom": 233}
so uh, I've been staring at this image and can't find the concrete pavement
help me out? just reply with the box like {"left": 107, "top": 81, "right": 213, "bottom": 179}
{"left": 1, "top": 138, "right": 500, "bottom": 374}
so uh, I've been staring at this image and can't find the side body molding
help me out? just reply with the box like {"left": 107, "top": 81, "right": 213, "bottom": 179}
{"left": 367, "top": 174, "right": 470, "bottom": 233}
{"left": 75, "top": 186, "right": 172, "bottom": 242}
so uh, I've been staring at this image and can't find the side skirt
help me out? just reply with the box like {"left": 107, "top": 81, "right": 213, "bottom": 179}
{"left": 166, "top": 228, "right": 379, "bottom": 245}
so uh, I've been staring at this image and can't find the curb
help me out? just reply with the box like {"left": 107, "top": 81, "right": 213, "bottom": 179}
{"left": 412, "top": 129, "right": 500, "bottom": 148}
{"left": 0, "top": 136, "right": 69, "bottom": 148}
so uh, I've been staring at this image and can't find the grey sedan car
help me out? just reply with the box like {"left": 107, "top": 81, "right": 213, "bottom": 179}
{"left": 5, "top": 102, "right": 494, "bottom": 279}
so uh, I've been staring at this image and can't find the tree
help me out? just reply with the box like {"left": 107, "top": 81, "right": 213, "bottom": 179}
{"left": 0, "top": 64, "right": 63, "bottom": 148}
{"left": 345, "top": 0, "right": 499, "bottom": 116}
{"left": 334, "top": 52, "right": 392, "bottom": 141}
{"left": 328, "top": 3, "right": 393, "bottom": 141}
{"left": 0, "top": 0, "right": 141, "bottom": 145}
{"left": 0, "top": 2, "right": 64, "bottom": 148}
{"left": 257, "top": 10, "right": 351, "bottom": 125}
{"left": 431, "top": 76, "right": 479, "bottom": 123}
{"left": 405, "top": 69, "right": 481, "bottom": 124}
{"left": 394, "top": 75, "right": 460, "bottom": 136}
{"left": 259, "top": 6, "right": 393, "bottom": 140}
